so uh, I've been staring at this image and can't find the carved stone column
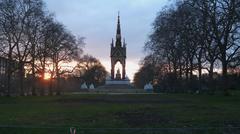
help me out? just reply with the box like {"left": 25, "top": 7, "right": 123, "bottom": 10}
{"left": 122, "top": 63, "right": 126, "bottom": 80}
{"left": 111, "top": 65, "right": 115, "bottom": 79}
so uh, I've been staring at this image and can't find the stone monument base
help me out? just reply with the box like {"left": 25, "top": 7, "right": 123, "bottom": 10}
{"left": 105, "top": 79, "right": 130, "bottom": 85}
{"left": 96, "top": 82, "right": 145, "bottom": 93}
{"left": 94, "top": 77, "right": 144, "bottom": 93}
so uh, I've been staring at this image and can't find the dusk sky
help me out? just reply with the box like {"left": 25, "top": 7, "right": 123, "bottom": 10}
{"left": 43, "top": 0, "right": 172, "bottom": 80}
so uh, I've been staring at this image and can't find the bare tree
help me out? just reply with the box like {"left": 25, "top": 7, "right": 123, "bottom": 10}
{"left": 74, "top": 54, "right": 107, "bottom": 86}
{"left": 143, "top": 0, "right": 240, "bottom": 94}
{"left": 0, "top": 0, "right": 84, "bottom": 96}
{"left": 207, "top": 0, "right": 240, "bottom": 95}
{"left": 46, "top": 22, "right": 83, "bottom": 95}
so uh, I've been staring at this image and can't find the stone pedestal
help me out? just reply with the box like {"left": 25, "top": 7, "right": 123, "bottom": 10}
{"left": 105, "top": 75, "right": 130, "bottom": 85}
{"left": 105, "top": 79, "right": 130, "bottom": 85}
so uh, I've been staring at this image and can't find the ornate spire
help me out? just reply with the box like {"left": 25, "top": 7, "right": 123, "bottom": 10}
{"left": 115, "top": 11, "right": 122, "bottom": 47}
{"left": 111, "top": 38, "right": 114, "bottom": 47}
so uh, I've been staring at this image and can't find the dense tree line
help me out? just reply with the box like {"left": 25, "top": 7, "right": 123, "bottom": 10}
{"left": 53, "top": 54, "right": 107, "bottom": 93}
{"left": 0, "top": 0, "right": 103, "bottom": 96}
{"left": 74, "top": 54, "right": 107, "bottom": 87}
{"left": 134, "top": 0, "right": 240, "bottom": 95}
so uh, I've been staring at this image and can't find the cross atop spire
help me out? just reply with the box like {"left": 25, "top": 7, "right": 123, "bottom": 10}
{"left": 116, "top": 11, "right": 122, "bottom": 47}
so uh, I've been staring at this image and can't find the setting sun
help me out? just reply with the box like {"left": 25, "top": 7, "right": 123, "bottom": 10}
{"left": 44, "top": 73, "right": 51, "bottom": 80}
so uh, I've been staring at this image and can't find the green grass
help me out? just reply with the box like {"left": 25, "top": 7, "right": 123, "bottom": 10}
{"left": 0, "top": 92, "right": 240, "bottom": 133}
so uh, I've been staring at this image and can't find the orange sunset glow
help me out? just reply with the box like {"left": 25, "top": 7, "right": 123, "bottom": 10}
{"left": 44, "top": 73, "right": 51, "bottom": 80}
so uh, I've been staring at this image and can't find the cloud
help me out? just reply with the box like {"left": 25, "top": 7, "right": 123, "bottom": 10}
{"left": 43, "top": 0, "right": 170, "bottom": 80}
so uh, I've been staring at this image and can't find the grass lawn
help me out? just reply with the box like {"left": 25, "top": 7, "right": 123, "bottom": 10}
{"left": 0, "top": 91, "right": 240, "bottom": 134}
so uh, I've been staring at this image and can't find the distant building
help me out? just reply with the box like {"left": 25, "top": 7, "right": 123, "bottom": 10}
{"left": 0, "top": 56, "right": 20, "bottom": 90}
{"left": 0, "top": 56, "right": 8, "bottom": 91}
{"left": 0, "top": 56, "right": 8, "bottom": 77}
{"left": 0, "top": 56, "right": 19, "bottom": 76}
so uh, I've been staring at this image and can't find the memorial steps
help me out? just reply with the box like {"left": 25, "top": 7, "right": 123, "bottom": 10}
{"left": 95, "top": 84, "right": 145, "bottom": 93}
{"left": 98, "top": 84, "right": 134, "bottom": 89}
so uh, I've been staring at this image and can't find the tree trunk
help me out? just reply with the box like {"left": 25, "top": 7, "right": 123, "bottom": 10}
{"left": 198, "top": 62, "right": 202, "bottom": 91}
{"left": 19, "top": 62, "right": 25, "bottom": 96}
{"left": 48, "top": 78, "right": 53, "bottom": 96}
{"left": 190, "top": 60, "right": 194, "bottom": 80}
{"left": 209, "top": 62, "right": 214, "bottom": 80}
{"left": 179, "top": 61, "right": 182, "bottom": 79}
{"left": 185, "top": 60, "right": 189, "bottom": 80}
{"left": 6, "top": 61, "right": 11, "bottom": 97}
{"left": 209, "top": 62, "right": 215, "bottom": 95}
{"left": 173, "top": 63, "right": 177, "bottom": 79}
{"left": 6, "top": 51, "right": 13, "bottom": 97}
{"left": 197, "top": 48, "right": 203, "bottom": 91}
{"left": 189, "top": 58, "right": 194, "bottom": 92}
{"left": 40, "top": 57, "right": 46, "bottom": 96}
{"left": 55, "top": 61, "right": 61, "bottom": 95}
{"left": 31, "top": 60, "right": 36, "bottom": 96}
{"left": 222, "top": 55, "right": 229, "bottom": 96}
{"left": 31, "top": 46, "right": 37, "bottom": 96}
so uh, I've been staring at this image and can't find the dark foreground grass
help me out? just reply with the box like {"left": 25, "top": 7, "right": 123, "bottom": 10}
{"left": 0, "top": 92, "right": 240, "bottom": 134}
